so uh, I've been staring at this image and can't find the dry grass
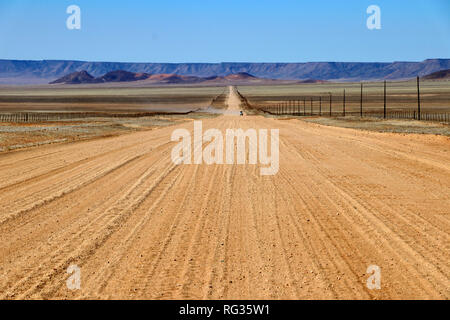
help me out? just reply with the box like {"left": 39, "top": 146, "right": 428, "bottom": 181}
{"left": 0, "top": 85, "right": 225, "bottom": 113}
{"left": 239, "top": 80, "right": 450, "bottom": 113}
{"left": 0, "top": 116, "right": 179, "bottom": 153}
{"left": 300, "top": 116, "right": 450, "bottom": 136}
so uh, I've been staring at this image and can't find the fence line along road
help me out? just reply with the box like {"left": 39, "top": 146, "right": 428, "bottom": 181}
{"left": 255, "top": 76, "right": 450, "bottom": 123}
{"left": 0, "top": 110, "right": 196, "bottom": 123}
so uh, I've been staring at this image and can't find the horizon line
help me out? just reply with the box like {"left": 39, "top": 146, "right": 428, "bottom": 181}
{"left": 1, "top": 58, "right": 449, "bottom": 64}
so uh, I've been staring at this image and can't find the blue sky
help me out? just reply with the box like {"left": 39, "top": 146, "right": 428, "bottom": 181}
{"left": 0, "top": 0, "right": 449, "bottom": 62}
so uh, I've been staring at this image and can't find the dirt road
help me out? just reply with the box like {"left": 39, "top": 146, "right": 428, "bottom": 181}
{"left": 226, "top": 86, "right": 242, "bottom": 112}
{"left": 0, "top": 113, "right": 449, "bottom": 299}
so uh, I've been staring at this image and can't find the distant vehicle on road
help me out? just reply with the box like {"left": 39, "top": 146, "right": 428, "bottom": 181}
{"left": 240, "top": 111, "right": 243, "bottom": 116}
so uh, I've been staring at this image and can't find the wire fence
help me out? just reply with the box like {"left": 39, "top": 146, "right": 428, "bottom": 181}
{"left": 256, "top": 77, "right": 450, "bottom": 123}
{"left": 260, "top": 104, "right": 450, "bottom": 123}
{"left": 0, "top": 110, "right": 196, "bottom": 123}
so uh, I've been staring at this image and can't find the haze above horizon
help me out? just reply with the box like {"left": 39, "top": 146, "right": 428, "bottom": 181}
{"left": 0, "top": 0, "right": 449, "bottom": 63}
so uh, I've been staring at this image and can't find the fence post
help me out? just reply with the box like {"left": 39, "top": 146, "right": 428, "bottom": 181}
{"left": 343, "top": 89, "right": 346, "bottom": 117}
{"left": 383, "top": 80, "right": 387, "bottom": 119}
{"left": 360, "top": 82, "right": 363, "bottom": 117}
{"left": 329, "top": 93, "right": 332, "bottom": 116}
{"left": 319, "top": 96, "right": 322, "bottom": 116}
{"left": 303, "top": 98, "right": 306, "bottom": 116}
{"left": 417, "top": 76, "right": 421, "bottom": 120}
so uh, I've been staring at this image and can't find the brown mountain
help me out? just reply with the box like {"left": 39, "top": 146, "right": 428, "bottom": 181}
{"left": 50, "top": 70, "right": 153, "bottom": 84}
{"left": 49, "top": 71, "right": 206, "bottom": 85}
{"left": 223, "top": 72, "right": 256, "bottom": 80}
{"left": 97, "top": 70, "right": 150, "bottom": 82}
{"left": 146, "top": 73, "right": 203, "bottom": 84}
{"left": 49, "top": 70, "right": 300, "bottom": 85}
{"left": 49, "top": 70, "right": 97, "bottom": 84}
{"left": 422, "top": 68, "right": 450, "bottom": 80}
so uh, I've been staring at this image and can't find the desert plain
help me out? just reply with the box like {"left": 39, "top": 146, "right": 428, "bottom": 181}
{"left": 0, "top": 82, "right": 449, "bottom": 299}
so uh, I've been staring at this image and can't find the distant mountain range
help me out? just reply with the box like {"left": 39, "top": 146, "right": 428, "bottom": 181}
{"left": 49, "top": 70, "right": 326, "bottom": 85}
{"left": 422, "top": 68, "right": 450, "bottom": 80}
{"left": 0, "top": 59, "right": 449, "bottom": 84}
{"left": 50, "top": 70, "right": 151, "bottom": 84}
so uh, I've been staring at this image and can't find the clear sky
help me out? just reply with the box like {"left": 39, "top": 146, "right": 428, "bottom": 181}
{"left": 0, "top": 0, "right": 449, "bottom": 62}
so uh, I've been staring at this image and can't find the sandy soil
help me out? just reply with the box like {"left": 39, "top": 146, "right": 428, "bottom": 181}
{"left": 0, "top": 102, "right": 449, "bottom": 299}
{"left": 0, "top": 117, "right": 180, "bottom": 153}
{"left": 302, "top": 116, "right": 450, "bottom": 137}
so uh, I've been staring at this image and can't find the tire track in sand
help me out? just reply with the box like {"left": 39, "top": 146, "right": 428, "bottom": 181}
{"left": 0, "top": 115, "right": 448, "bottom": 299}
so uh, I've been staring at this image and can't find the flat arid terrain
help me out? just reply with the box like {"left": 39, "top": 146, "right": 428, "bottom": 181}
{"left": 0, "top": 85, "right": 225, "bottom": 113}
{"left": 241, "top": 80, "right": 450, "bottom": 112}
{"left": 0, "top": 86, "right": 448, "bottom": 299}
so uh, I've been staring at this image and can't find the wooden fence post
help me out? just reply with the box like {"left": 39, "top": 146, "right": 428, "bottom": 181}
{"left": 329, "top": 93, "right": 332, "bottom": 116}
{"left": 417, "top": 76, "right": 421, "bottom": 120}
{"left": 343, "top": 89, "right": 346, "bottom": 117}
{"left": 319, "top": 96, "right": 322, "bottom": 116}
{"left": 303, "top": 98, "right": 306, "bottom": 116}
{"left": 383, "top": 80, "right": 387, "bottom": 119}
{"left": 360, "top": 82, "right": 363, "bottom": 117}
